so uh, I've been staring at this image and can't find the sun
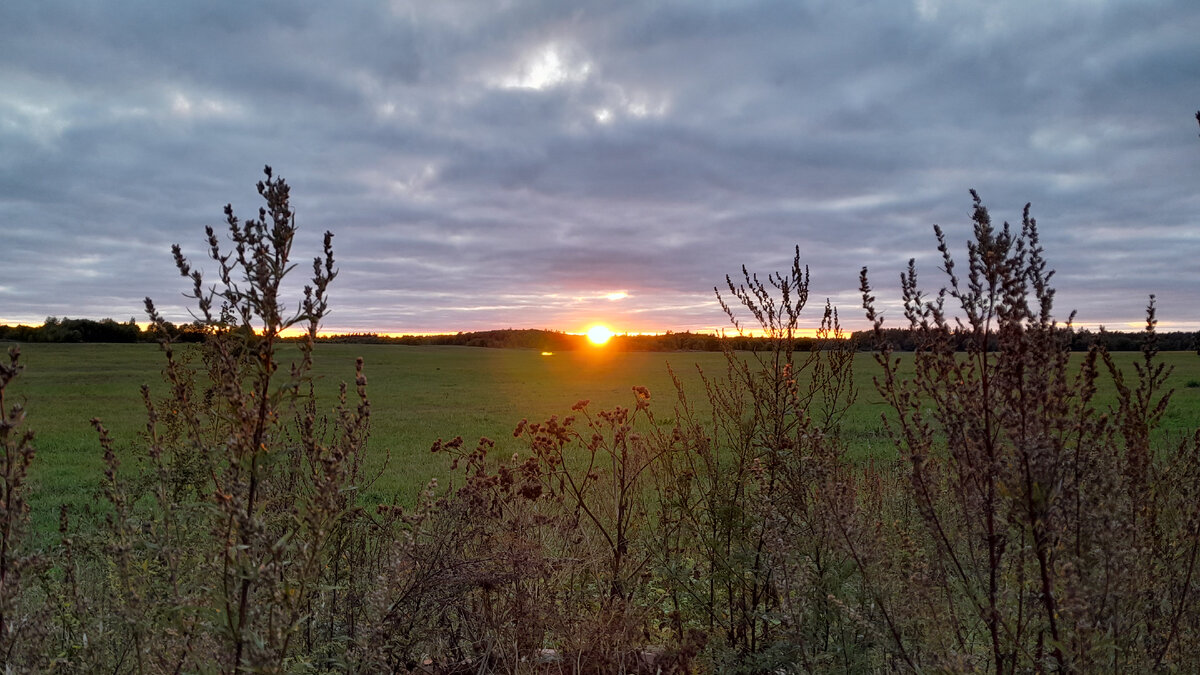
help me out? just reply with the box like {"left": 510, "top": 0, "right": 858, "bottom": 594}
{"left": 586, "top": 324, "right": 615, "bottom": 346}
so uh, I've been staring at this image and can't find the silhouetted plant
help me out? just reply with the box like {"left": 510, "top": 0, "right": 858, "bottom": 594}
{"left": 857, "top": 192, "right": 1200, "bottom": 671}
{"left": 42, "top": 166, "right": 386, "bottom": 673}
{"left": 647, "top": 246, "right": 862, "bottom": 670}
{"left": 0, "top": 348, "right": 49, "bottom": 668}
{"left": 378, "top": 390, "right": 676, "bottom": 672}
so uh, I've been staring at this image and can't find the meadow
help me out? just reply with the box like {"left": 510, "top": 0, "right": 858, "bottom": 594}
{"left": 11, "top": 343, "right": 756, "bottom": 535}
{"left": 12, "top": 341, "right": 1200, "bottom": 536}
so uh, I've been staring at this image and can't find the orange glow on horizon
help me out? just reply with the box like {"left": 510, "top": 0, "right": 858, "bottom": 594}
{"left": 586, "top": 324, "right": 615, "bottom": 345}
{"left": 17, "top": 321, "right": 853, "bottom": 340}
{"left": 287, "top": 325, "right": 853, "bottom": 340}
{"left": 716, "top": 327, "right": 852, "bottom": 340}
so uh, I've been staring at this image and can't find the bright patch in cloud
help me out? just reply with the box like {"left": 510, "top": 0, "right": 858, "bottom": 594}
{"left": 625, "top": 101, "right": 652, "bottom": 118}
{"left": 592, "top": 87, "right": 670, "bottom": 123}
{"left": 914, "top": 0, "right": 941, "bottom": 20}
{"left": 382, "top": 164, "right": 439, "bottom": 198}
{"left": 169, "top": 92, "right": 239, "bottom": 119}
{"left": 5, "top": 100, "right": 69, "bottom": 145}
{"left": 605, "top": 291, "right": 628, "bottom": 300}
{"left": 500, "top": 44, "right": 591, "bottom": 90}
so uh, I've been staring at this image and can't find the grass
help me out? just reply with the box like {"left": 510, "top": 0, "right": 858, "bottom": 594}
{"left": 10, "top": 342, "right": 1200, "bottom": 536}
{"left": 10, "top": 343, "right": 727, "bottom": 534}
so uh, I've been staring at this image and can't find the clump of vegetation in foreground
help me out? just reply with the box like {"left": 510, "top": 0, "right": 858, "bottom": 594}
{"left": 2, "top": 167, "right": 1198, "bottom": 673}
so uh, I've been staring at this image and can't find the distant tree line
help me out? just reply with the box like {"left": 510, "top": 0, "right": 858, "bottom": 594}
{"left": 314, "top": 327, "right": 1198, "bottom": 352}
{"left": 318, "top": 328, "right": 586, "bottom": 351}
{"left": 0, "top": 317, "right": 207, "bottom": 343}
{"left": 849, "top": 326, "right": 1199, "bottom": 352}
{"left": 1, "top": 319, "right": 1195, "bottom": 352}
{"left": 312, "top": 329, "right": 819, "bottom": 352}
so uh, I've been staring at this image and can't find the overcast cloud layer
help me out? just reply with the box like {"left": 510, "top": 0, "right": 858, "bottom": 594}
{"left": 2, "top": 0, "right": 1199, "bottom": 335}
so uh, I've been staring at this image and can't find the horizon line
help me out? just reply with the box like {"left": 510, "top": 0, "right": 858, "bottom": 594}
{"left": 4, "top": 317, "right": 1193, "bottom": 338}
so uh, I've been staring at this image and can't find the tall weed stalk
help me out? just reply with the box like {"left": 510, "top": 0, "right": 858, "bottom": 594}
{"left": 858, "top": 192, "right": 1200, "bottom": 671}
{"left": 54, "top": 167, "right": 381, "bottom": 673}
{"left": 0, "top": 348, "right": 48, "bottom": 668}
{"left": 651, "top": 246, "right": 862, "bottom": 670}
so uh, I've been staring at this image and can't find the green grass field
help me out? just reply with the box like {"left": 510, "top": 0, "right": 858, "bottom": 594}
{"left": 9, "top": 342, "right": 1200, "bottom": 536}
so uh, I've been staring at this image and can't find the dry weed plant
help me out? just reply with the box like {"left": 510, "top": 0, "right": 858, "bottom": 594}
{"left": 649, "top": 246, "right": 864, "bottom": 671}
{"left": 857, "top": 192, "right": 1200, "bottom": 672}
{"left": 369, "top": 392, "right": 685, "bottom": 673}
{"left": 42, "top": 167, "right": 384, "bottom": 673}
{"left": 0, "top": 347, "right": 50, "bottom": 669}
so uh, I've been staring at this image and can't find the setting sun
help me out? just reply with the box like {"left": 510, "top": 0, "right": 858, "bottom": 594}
{"left": 586, "top": 324, "right": 615, "bottom": 345}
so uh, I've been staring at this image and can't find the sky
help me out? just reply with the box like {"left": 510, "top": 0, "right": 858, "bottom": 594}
{"left": 2, "top": 0, "right": 1199, "bottom": 336}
